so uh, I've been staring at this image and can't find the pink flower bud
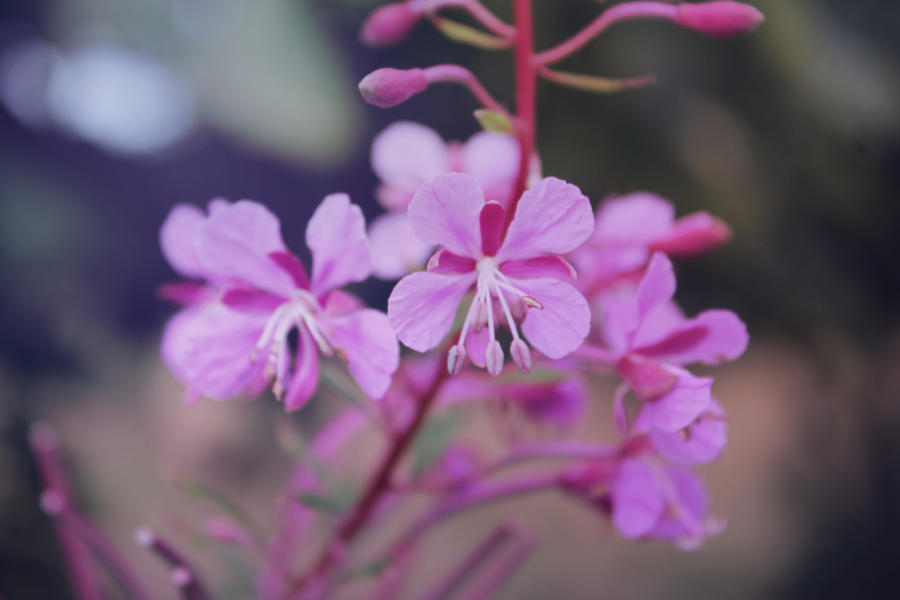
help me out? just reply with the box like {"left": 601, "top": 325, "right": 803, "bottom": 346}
{"left": 361, "top": 3, "right": 422, "bottom": 47}
{"left": 675, "top": 1, "right": 764, "bottom": 38}
{"left": 359, "top": 68, "right": 428, "bottom": 108}
{"left": 510, "top": 339, "right": 532, "bottom": 373}
{"left": 486, "top": 340, "right": 504, "bottom": 376}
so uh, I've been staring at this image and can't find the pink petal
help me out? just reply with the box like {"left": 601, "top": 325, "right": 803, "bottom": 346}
{"left": 650, "top": 212, "right": 731, "bottom": 257}
{"left": 612, "top": 460, "right": 666, "bottom": 539}
{"left": 637, "top": 309, "right": 748, "bottom": 366}
{"left": 515, "top": 278, "right": 591, "bottom": 359}
{"left": 593, "top": 192, "right": 674, "bottom": 243}
{"left": 160, "top": 204, "right": 207, "bottom": 278}
{"left": 500, "top": 255, "right": 576, "bottom": 281}
{"left": 194, "top": 200, "right": 295, "bottom": 296}
{"left": 643, "top": 367, "right": 713, "bottom": 432}
{"left": 369, "top": 212, "right": 432, "bottom": 280}
{"left": 372, "top": 121, "right": 447, "bottom": 195}
{"left": 636, "top": 252, "right": 676, "bottom": 320}
{"left": 479, "top": 201, "right": 505, "bottom": 256}
{"left": 222, "top": 288, "right": 285, "bottom": 313}
{"left": 497, "top": 177, "right": 593, "bottom": 260}
{"left": 388, "top": 271, "right": 476, "bottom": 352}
{"left": 427, "top": 249, "right": 477, "bottom": 275}
{"left": 284, "top": 327, "right": 319, "bottom": 411}
{"left": 597, "top": 292, "right": 640, "bottom": 357}
{"left": 268, "top": 251, "right": 309, "bottom": 289}
{"left": 161, "top": 303, "right": 268, "bottom": 400}
{"left": 460, "top": 131, "right": 519, "bottom": 205}
{"left": 464, "top": 326, "right": 489, "bottom": 367}
{"left": 617, "top": 354, "right": 679, "bottom": 400}
{"left": 408, "top": 173, "right": 484, "bottom": 257}
{"left": 325, "top": 309, "right": 399, "bottom": 399}
{"left": 306, "top": 193, "right": 372, "bottom": 296}
{"left": 322, "top": 289, "right": 365, "bottom": 318}
{"left": 649, "top": 399, "right": 727, "bottom": 465}
{"left": 159, "top": 281, "right": 213, "bottom": 306}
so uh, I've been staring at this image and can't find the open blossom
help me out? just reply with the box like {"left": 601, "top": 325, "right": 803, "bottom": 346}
{"left": 160, "top": 195, "right": 399, "bottom": 411}
{"left": 598, "top": 252, "right": 747, "bottom": 432}
{"left": 368, "top": 121, "right": 520, "bottom": 279}
{"left": 571, "top": 192, "right": 731, "bottom": 294}
{"left": 388, "top": 173, "right": 593, "bottom": 375}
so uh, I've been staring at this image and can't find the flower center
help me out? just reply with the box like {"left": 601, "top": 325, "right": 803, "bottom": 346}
{"left": 252, "top": 289, "right": 331, "bottom": 398}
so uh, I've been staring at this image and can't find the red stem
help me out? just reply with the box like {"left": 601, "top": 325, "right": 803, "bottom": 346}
{"left": 507, "top": 0, "right": 537, "bottom": 228}
{"left": 286, "top": 365, "right": 449, "bottom": 598}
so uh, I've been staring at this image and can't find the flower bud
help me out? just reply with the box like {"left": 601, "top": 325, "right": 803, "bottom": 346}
{"left": 675, "top": 1, "right": 764, "bottom": 38}
{"left": 510, "top": 339, "right": 532, "bottom": 373}
{"left": 359, "top": 67, "right": 428, "bottom": 108}
{"left": 361, "top": 3, "right": 422, "bottom": 47}
{"left": 486, "top": 340, "right": 504, "bottom": 376}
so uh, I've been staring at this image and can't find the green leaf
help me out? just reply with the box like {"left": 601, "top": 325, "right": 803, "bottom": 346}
{"left": 295, "top": 489, "right": 354, "bottom": 515}
{"left": 474, "top": 109, "right": 515, "bottom": 134}
{"left": 341, "top": 557, "right": 391, "bottom": 582}
{"left": 410, "top": 413, "right": 462, "bottom": 479}
{"left": 539, "top": 69, "right": 657, "bottom": 94}
{"left": 431, "top": 16, "right": 510, "bottom": 50}
{"left": 177, "top": 481, "right": 262, "bottom": 540}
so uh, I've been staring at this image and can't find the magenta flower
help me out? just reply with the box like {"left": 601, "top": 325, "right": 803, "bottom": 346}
{"left": 598, "top": 252, "right": 747, "bottom": 431}
{"left": 611, "top": 458, "right": 723, "bottom": 549}
{"left": 636, "top": 399, "right": 728, "bottom": 465}
{"left": 572, "top": 192, "right": 731, "bottom": 294}
{"left": 160, "top": 195, "right": 399, "bottom": 410}
{"left": 388, "top": 173, "right": 594, "bottom": 375}
{"left": 368, "top": 121, "right": 520, "bottom": 279}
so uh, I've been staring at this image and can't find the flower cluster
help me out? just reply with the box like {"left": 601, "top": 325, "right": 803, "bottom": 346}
{"left": 30, "top": 2, "right": 765, "bottom": 599}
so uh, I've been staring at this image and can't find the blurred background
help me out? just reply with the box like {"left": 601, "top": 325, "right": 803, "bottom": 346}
{"left": 1, "top": 0, "right": 899, "bottom": 598}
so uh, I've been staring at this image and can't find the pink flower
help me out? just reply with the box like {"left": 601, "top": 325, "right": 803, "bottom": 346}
{"left": 368, "top": 122, "right": 520, "bottom": 279}
{"left": 598, "top": 252, "right": 747, "bottom": 431}
{"left": 572, "top": 192, "right": 730, "bottom": 294}
{"left": 636, "top": 399, "right": 728, "bottom": 465}
{"left": 611, "top": 459, "right": 723, "bottom": 549}
{"left": 388, "top": 173, "right": 593, "bottom": 375}
{"left": 160, "top": 195, "right": 399, "bottom": 411}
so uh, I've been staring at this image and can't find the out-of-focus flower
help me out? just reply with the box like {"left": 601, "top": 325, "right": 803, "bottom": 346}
{"left": 388, "top": 173, "right": 593, "bottom": 375}
{"left": 368, "top": 121, "right": 519, "bottom": 279}
{"left": 160, "top": 195, "right": 398, "bottom": 410}
{"left": 597, "top": 252, "right": 747, "bottom": 431}
{"left": 572, "top": 192, "right": 730, "bottom": 295}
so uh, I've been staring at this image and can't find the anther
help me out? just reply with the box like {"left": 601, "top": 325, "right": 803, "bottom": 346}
{"left": 447, "top": 344, "right": 467, "bottom": 375}
{"left": 522, "top": 295, "right": 543, "bottom": 310}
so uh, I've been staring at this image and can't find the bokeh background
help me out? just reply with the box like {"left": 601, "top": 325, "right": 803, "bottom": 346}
{"left": 2, "top": 0, "right": 900, "bottom": 598}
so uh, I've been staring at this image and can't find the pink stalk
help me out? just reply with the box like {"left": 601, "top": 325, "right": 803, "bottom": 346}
{"left": 41, "top": 497, "right": 152, "bottom": 600}
{"left": 535, "top": 2, "right": 680, "bottom": 66}
{"left": 412, "top": 0, "right": 517, "bottom": 39}
{"left": 422, "top": 65, "right": 510, "bottom": 116}
{"left": 506, "top": 0, "right": 537, "bottom": 226}
{"left": 29, "top": 423, "right": 102, "bottom": 600}
{"left": 457, "top": 536, "right": 538, "bottom": 600}
{"left": 285, "top": 364, "right": 450, "bottom": 598}
{"left": 135, "top": 526, "right": 211, "bottom": 600}
{"left": 418, "top": 523, "right": 515, "bottom": 600}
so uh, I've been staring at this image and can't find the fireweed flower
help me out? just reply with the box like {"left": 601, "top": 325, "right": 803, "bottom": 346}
{"left": 572, "top": 192, "right": 731, "bottom": 294}
{"left": 161, "top": 195, "right": 399, "bottom": 410}
{"left": 368, "top": 121, "right": 520, "bottom": 279}
{"left": 388, "top": 173, "right": 593, "bottom": 375}
{"left": 597, "top": 252, "right": 747, "bottom": 432}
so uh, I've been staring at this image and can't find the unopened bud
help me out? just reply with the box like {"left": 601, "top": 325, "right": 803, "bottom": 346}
{"left": 510, "top": 339, "right": 532, "bottom": 373}
{"left": 171, "top": 567, "right": 193, "bottom": 587}
{"left": 447, "top": 344, "right": 467, "bottom": 375}
{"left": 486, "top": 340, "right": 504, "bottom": 376}
{"left": 675, "top": 1, "right": 764, "bottom": 38}
{"left": 359, "top": 68, "right": 428, "bottom": 108}
{"left": 361, "top": 3, "right": 422, "bottom": 46}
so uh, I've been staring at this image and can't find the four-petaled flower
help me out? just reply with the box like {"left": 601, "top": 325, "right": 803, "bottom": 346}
{"left": 388, "top": 173, "right": 594, "bottom": 375}
{"left": 161, "top": 194, "right": 398, "bottom": 411}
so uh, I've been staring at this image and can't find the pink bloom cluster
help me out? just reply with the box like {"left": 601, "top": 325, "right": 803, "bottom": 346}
{"left": 160, "top": 194, "right": 398, "bottom": 411}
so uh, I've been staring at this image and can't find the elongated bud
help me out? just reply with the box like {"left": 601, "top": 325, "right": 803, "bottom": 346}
{"left": 448, "top": 344, "right": 467, "bottom": 375}
{"left": 361, "top": 3, "right": 422, "bottom": 46}
{"left": 510, "top": 339, "right": 532, "bottom": 373}
{"left": 486, "top": 340, "right": 504, "bottom": 376}
{"left": 675, "top": 1, "right": 764, "bottom": 38}
{"left": 359, "top": 68, "right": 428, "bottom": 108}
